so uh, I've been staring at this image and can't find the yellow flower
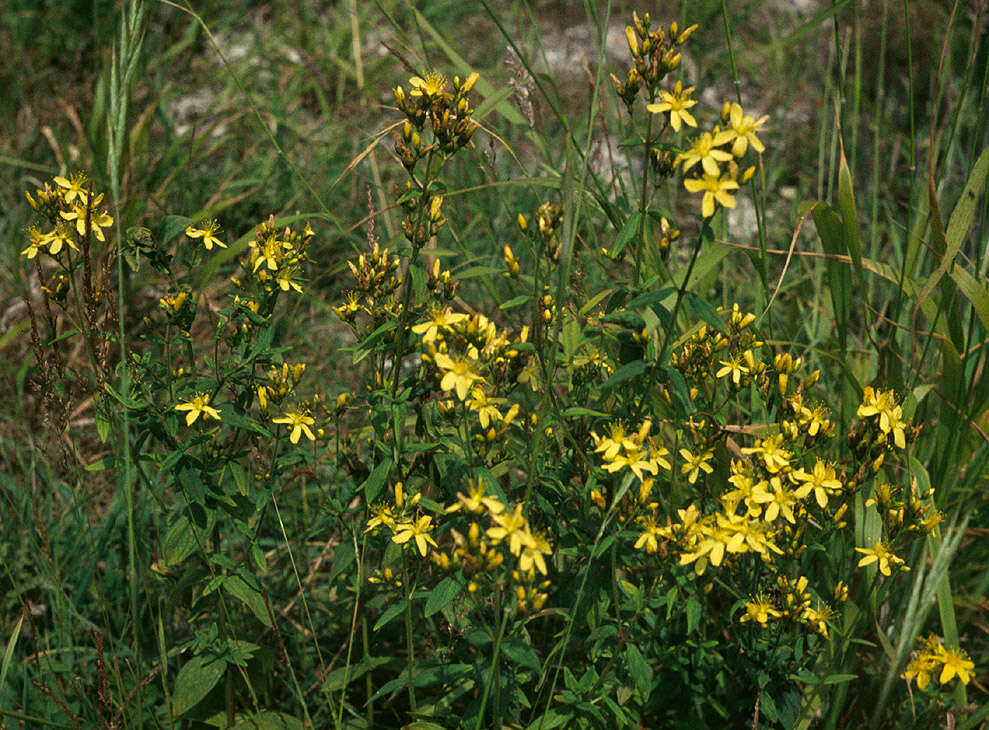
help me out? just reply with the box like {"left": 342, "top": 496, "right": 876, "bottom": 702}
{"left": 487, "top": 504, "right": 535, "bottom": 556}
{"left": 391, "top": 515, "right": 439, "bottom": 556}
{"left": 21, "top": 228, "right": 51, "bottom": 259}
{"left": 793, "top": 460, "right": 842, "bottom": 508}
{"left": 518, "top": 530, "right": 552, "bottom": 575}
{"left": 902, "top": 652, "right": 937, "bottom": 690}
{"left": 646, "top": 80, "right": 698, "bottom": 132}
{"left": 679, "top": 448, "right": 714, "bottom": 484}
{"left": 273, "top": 408, "right": 316, "bottom": 443}
{"left": 855, "top": 541, "right": 906, "bottom": 576}
{"left": 446, "top": 479, "right": 504, "bottom": 515}
{"left": 716, "top": 353, "right": 749, "bottom": 385}
{"left": 365, "top": 503, "right": 397, "bottom": 533}
{"left": 53, "top": 172, "right": 89, "bottom": 205}
{"left": 59, "top": 195, "right": 114, "bottom": 241}
{"left": 465, "top": 387, "right": 504, "bottom": 429}
{"left": 739, "top": 596, "right": 781, "bottom": 627}
{"left": 684, "top": 172, "right": 740, "bottom": 218}
{"left": 46, "top": 224, "right": 77, "bottom": 255}
{"left": 592, "top": 422, "right": 636, "bottom": 461}
{"left": 175, "top": 393, "right": 221, "bottom": 426}
{"left": 676, "top": 129, "right": 734, "bottom": 176}
{"left": 433, "top": 352, "right": 485, "bottom": 401}
{"left": 724, "top": 102, "right": 768, "bottom": 157}
{"left": 634, "top": 517, "right": 665, "bottom": 554}
{"left": 936, "top": 646, "right": 975, "bottom": 685}
{"left": 408, "top": 72, "right": 448, "bottom": 98}
{"left": 412, "top": 308, "right": 468, "bottom": 344}
{"left": 751, "top": 476, "right": 799, "bottom": 523}
{"left": 185, "top": 219, "right": 227, "bottom": 250}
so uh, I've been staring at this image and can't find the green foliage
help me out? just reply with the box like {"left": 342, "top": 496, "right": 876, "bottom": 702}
{"left": 1, "top": 1, "right": 987, "bottom": 729}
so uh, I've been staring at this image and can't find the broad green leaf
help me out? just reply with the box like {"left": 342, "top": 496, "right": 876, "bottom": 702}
{"left": 625, "top": 644, "right": 652, "bottom": 699}
{"left": 172, "top": 654, "right": 226, "bottom": 716}
{"left": 360, "top": 458, "right": 393, "bottom": 505}
{"left": 353, "top": 320, "right": 398, "bottom": 365}
{"left": 231, "top": 711, "right": 304, "bottom": 730}
{"left": 500, "top": 294, "right": 531, "bottom": 310}
{"left": 610, "top": 212, "right": 642, "bottom": 258}
{"left": 176, "top": 461, "right": 206, "bottom": 504}
{"left": 424, "top": 576, "right": 462, "bottom": 618}
{"left": 822, "top": 673, "right": 858, "bottom": 685}
{"left": 950, "top": 266, "right": 989, "bottom": 333}
{"left": 946, "top": 146, "right": 989, "bottom": 249}
{"left": 161, "top": 513, "right": 209, "bottom": 567}
{"left": 373, "top": 598, "right": 407, "bottom": 632}
{"left": 500, "top": 639, "right": 540, "bottom": 672}
{"left": 686, "top": 597, "right": 701, "bottom": 635}
{"left": 224, "top": 573, "right": 272, "bottom": 627}
{"left": 367, "top": 675, "right": 406, "bottom": 704}
{"left": 414, "top": 663, "right": 472, "bottom": 687}
{"left": 600, "top": 359, "right": 647, "bottom": 392}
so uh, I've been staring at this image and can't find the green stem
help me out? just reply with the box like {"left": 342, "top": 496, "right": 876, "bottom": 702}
{"left": 402, "top": 552, "right": 418, "bottom": 713}
{"left": 475, "top": 596, "right": 509, "bottom": 729}
{"left": 633, "top": 112, "right": 655, "bottom": 287}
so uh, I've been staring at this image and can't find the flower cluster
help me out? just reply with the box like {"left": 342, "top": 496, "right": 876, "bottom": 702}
{"left": 739, "top": 575, "right": 838, "bottom": 638}
{"left": 393, "top": 72, "right": 479, "bottom": 250}
{"left": 671, "top": 102, "right": 766, "bottom": 218}
{"left": 417, "top": 309, "right": 528, "bottom": 439}
{"left": 902, "top": 635, "right": 976, "bottom": 690}
{"left": 440, "top": 480, "right": 553, "bottom": 613}
{"left": 22, "top": 173, "right": 115, "bottom": 259}
{"left": 591, "top": 419, "right": 671, "bottom": 483}
{"left": 610, "top": 12, "right": 697, "bottom": 107}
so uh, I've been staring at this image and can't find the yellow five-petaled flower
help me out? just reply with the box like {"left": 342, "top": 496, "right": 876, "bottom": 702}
{"left": 273, "top": 408, "right": 316, "bottom": 444}
{"left": 175, "top": 393, "right": 221, "bottom": 426}
{"left": 185, "top": 219, "right": 227, "bottom": 250}
{"left": 391, "top": 515, "right": 439, "bottom": 556}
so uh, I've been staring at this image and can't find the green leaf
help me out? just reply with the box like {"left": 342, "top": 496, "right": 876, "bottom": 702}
{"left": 837, "top": 142, "right": 865, "bottom": 287}
{"left": 499, "top": 294, "right": 531, "bottom": 310}
{"left": 161, "top": 512, "right": 209, "bottom": 567}
{"left": 172, "top": 654, "right": 226, "bottom": 716}
{"left": 360, "top": 458, "right": 393, "bottom": 505}
{"left": 686, "top": 597, "right": 701, "bottom": 635}
{"left": 610, "top": 212, "right": 642, "bottom": 258}
{"left": 562, "top": 407, "right": 609, "bottom": 419}
{"left": 822, "top": 673, "right": 858, "bottom": 685}
{"left": 811, "top": 201, "right": 850, "bottom": 351}
{"left": 625, "top": 644, "right": 652, "bottom": 699}
{"left": 685, "top": 292, "right": 726, "bottom": 333}
{"left": 85, "top": 456, "right": 122, "bottom": 472}
{"left": 158, "top": 214, "right": 194, "bottom": 246}
{"left": 500, "top": 638, "right": 541, "bottom": 672}
{"left": 414, "top": 663, "right": 473, "bottom": 687}
{"left": 600, "top": 359, "right": 647, "bottom": 392}
{"left": 176, "top": 460, "right": 206, "bottom": 504}
{"left": 524, "top": 708, "right": 572, "bottom": 730}
{"left": 224, "top": 573, "right": 272, "bottom": 627}
{"left": 231, "top": 711, "right": 304, "bottom": 730}
{"left": 0, "top": 612, "right": 23, "bottom": 698}
{"left": 367, "top": 675, "right": 406, "bottom": 704}
{"left": 373, "top": 598, "right": 407, "bottom": 632}
{"left": 424, "top": 576, "right": 462, "bottom": 618}
{"left": 950, "top": 265, "right": 989, "bottom": 333}
{"left": 353, "top": 320, "right": 398, "bottom": 364}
